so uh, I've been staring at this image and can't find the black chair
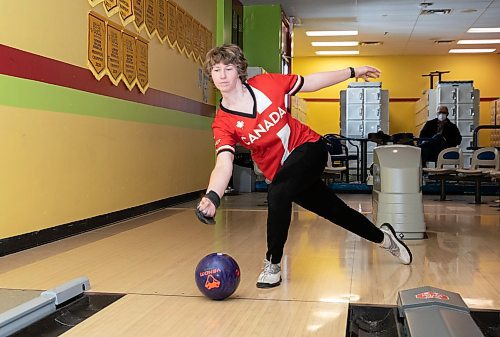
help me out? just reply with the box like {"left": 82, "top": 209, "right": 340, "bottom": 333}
{"left": 323, "top": 134, "right": 360, "bottom": 182}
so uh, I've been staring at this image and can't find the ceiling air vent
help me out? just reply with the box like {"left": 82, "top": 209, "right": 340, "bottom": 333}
{"left": 420, "top": 9, "right": 452, "bottom": 15}
{"left": 360, "top": 41, "right": 383, "bottom": 46}
{"left": 434, "top": 40, "right": 455, "bottom": 44}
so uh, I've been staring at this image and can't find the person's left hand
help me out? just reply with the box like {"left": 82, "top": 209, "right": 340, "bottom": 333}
{"left": 354, "top": 66, "right": 381, "bottom": 80}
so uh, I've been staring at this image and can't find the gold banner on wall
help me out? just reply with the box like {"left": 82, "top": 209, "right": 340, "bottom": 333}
{"left": 106, "top": 21, "right": 123, "bottom": 85}
{"left": 184, "top": 13, "right": 193, "bottom": 57}
{"left": 166, "top": 0, "right": 177, "bottom": 48}
{"left": 192, "top": 19, "right": 200, "bottom": 62}
{"left": 156, "top": 0, "right": 167, "bottom": 43}
{"left": 122, "top": 31, "right": 137, "bottom": 90}
{"left": 118, "top": 0, "right": 134, "bottom": 26}
{"left": 199, "top": 25, "right": 207, "bottom": 61}
{"left": 136, "top": 36, "right": 149, "bottom": 93}
{"left": 104, "top": 0, "right": 119, "bottom": 17}
{"left": 144, "top": 0, "right": 157, "bottom": 38}
{"left": 175, "top": 6, "right": 185, "bottom": 53}
{"left": 88, "top": 0, "right": 105, "bottom": 7}
{"left": 133, "top": 0, "right": 145, "bottom": 31}
{"left": 88, "top": 12, "right": 107, "bottom": 80}
{"left": 206, "top": 29, "right": 213, "bottom": 55}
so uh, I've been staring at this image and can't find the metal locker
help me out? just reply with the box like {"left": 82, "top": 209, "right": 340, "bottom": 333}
{"left": 456, "top": 120, "right": 475, "bottom": 137}
{"left": 456, "top": 83, "right": 474, "bottom": 103}
{"left": 364, "top": 121, "right": 380, "bottom": 136}
{"left": 364, "top": 88, "right": 382, "bottom": 103}
{"left": 367, "top": 141, "right": 377, "bottom": 153}
{"left": 347, "top": 104, "right": 363, "bottom": 119}
{"left": 366, "top": 153, "right": 373, "bottom": 166}
{"left": 347, "top": 121, "right": 364, "bottom": 137}
{"left": 437, "top": 85, "right": 457, "bottom": 103}
{"left": 347, "top": 88, "right": 364, "bottom": 104}
{"left": 456, "top": 103, "right": 475, "bottom": 120}
{"left": 459, "top": 136, "right": 473, "bottom": 153}
{"left": 364, "top": 104, "right": 381, "bottom": 120}
{"left": 340, "top": 82, "right": 389, "bottom": 179}
{"left": 347, "top": 142, "right": 357, "bottom": 153}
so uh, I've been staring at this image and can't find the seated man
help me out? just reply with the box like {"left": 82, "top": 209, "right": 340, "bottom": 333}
{"left": 418, "top": 106, "right": 462, "bottom": 166}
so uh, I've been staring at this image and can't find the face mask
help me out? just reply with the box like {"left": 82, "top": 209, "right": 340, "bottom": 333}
{"left": 437, "top": 113, "right": 447, "bottom": 122}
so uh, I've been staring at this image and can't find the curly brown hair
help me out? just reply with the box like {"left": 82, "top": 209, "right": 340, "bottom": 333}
{"left": 203, "top": 44, "right": 248, "bottom": 83}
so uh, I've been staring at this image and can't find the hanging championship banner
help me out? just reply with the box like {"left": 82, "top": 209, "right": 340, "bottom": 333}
{"left": 156, "top": 0, "right": 167, "bottom": 43}
{"left": 118, "top": 0, "right": 134, "bottom": 26}
{"left": 136, "top": 36, "right": 149, "bottom": 93}
{"left": 133, "top": 0, "right": 145, "bottom": 32}
{"left": 206, "top": 28, "right": 213, "bottom": 54}
{"left": 144, "top": 0, "right": 157, "bottom": 38}
{"left": 87, "top": 12, "right": 107, "bottom": 80}
{"left": 122, "top": 31, "right": 137, "bottom": 90}
{"left": 88, "top": 0, "right": 105, "bottom": 7}
{"left": 199, "top": 25, "right": 207, "bottom": 61}
{"left": 175, "top": 6, "right": 185, "bottom": 53}
{"left": 192, "top": 19, "right": 200, "bottom": 62}
{"left": 104, "top": 0, "right": 119, "bottom": 17}
{"left": 184, "top": 13, "right": 193, "bottom": 57}
{"left": 106, "top": 21, "right": 123, "bottom": 85}
{"left": 166, "top": 0, "right": 177, "bottom": 48}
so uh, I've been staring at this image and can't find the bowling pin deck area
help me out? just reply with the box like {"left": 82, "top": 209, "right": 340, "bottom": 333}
{"left": 0, "top": 193, "right": 499, "bottom": 336}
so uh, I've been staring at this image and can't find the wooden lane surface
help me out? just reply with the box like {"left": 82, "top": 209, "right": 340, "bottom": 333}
{"left": 0, "top": 193, "right": 498, "bottom": 337}
{"left": 60, "top": 295, "right": 348, "bottom": 337}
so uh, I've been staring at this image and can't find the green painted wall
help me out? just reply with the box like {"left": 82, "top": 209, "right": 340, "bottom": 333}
{"left": 243, "top": 5, "right": 282, "bottom": 73}
{"left": 216, "top": 0, "right": 232, "bottom": 45}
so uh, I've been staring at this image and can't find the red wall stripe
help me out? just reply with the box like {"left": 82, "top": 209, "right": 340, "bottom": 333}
{"left": 303, "top": 97, "right": 497, "bottom": 103}
{"left": 0, "top": 44, "right": 215, "bottom": 117}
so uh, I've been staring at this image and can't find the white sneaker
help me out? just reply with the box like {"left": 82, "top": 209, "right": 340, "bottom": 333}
{"left": 380, "top": 223, "right": 413, "bottom": 265}
{"left": 256, "top": 259, "right": 281, "bottom": 288}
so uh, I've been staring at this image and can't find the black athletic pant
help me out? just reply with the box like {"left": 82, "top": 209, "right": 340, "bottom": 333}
{"left": 266, "top": 139, "right": 384, "bottom": 264}
{"left": 418, "top": 135, "right": 446, "bottom": 167}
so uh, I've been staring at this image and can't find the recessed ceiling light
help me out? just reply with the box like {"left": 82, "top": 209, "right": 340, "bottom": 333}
{"left": 467, "top": 27, "right": 500, "bottom": 33}
{"left": 311, "top": 41, "right": 359, "bottom": 47}
{"left": 306, "top": 30, "right": 358, "bottom": 37}
{"left": 458, "top": 39, "right": 500, "bottom": 44}
{"left": 449, "top": 48, "right": 495, "bottom": 53}
{"left": 315, "top": 51, "right": 359, "bottom": 55}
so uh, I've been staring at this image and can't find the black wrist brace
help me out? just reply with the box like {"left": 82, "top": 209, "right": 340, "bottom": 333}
{"left": 349, "top": 67, "right": 356, "bottom": 78}
{"left": 205, "top": 190, "right": 220, "bottom": 208}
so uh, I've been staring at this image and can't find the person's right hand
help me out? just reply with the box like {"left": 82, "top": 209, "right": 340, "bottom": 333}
{"left": 354, "top": 66, "right": 381, "bottom": 80}
{"left": 197, "top": 196, "right": 216, "bottom": 218}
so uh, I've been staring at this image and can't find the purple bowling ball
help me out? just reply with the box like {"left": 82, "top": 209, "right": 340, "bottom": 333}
{"left": 195, "top": 253, "right": 240, "bottom": 300}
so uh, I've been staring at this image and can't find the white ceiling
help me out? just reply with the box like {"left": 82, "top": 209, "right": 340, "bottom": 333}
{"left": 240, "top": 0, "right": 500, "bottom": 56}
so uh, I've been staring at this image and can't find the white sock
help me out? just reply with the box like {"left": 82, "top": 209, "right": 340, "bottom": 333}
{"left": 380, "top": 232, "right": 391, "bottom": 248}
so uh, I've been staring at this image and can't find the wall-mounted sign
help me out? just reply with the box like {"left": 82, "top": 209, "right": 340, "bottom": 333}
{"left": 88, "top": 12, "right": 107, "bottom": 80}
{"left": 136, "top": 36, "right": 149, "bottom": 93}
{"left": 106, "top": 21, "right": 123, "bottom": 85}
{"left": 122, "top": 31, "right": 137, "bottom": 90}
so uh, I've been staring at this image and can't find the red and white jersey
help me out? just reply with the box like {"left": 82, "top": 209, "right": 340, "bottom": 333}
{"left": 212, "top": 73, "right": 321, "bottom": 181}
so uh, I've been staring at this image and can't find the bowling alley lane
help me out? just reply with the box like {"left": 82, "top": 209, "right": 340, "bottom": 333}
{"left": 60, "top": 294, "right": 349, "bottom": 337}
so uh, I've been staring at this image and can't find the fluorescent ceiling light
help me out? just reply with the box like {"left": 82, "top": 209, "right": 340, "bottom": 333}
{"left": 306, "top": 30, "right": 358, "bottom": 37}
{"left": 467, "top": 27, "right": 500, "bottom": 33}
{"left": 315, "top": 50, "right": 359, "bottom": 55}
{"left": 457, "top": 39, "right": 500, "bottom": 44}
{"left": 449, "top": 48, "right": 495, "bottom": 53}
{"left": 312, "top": 41, "right": 359, "bottom": 47}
